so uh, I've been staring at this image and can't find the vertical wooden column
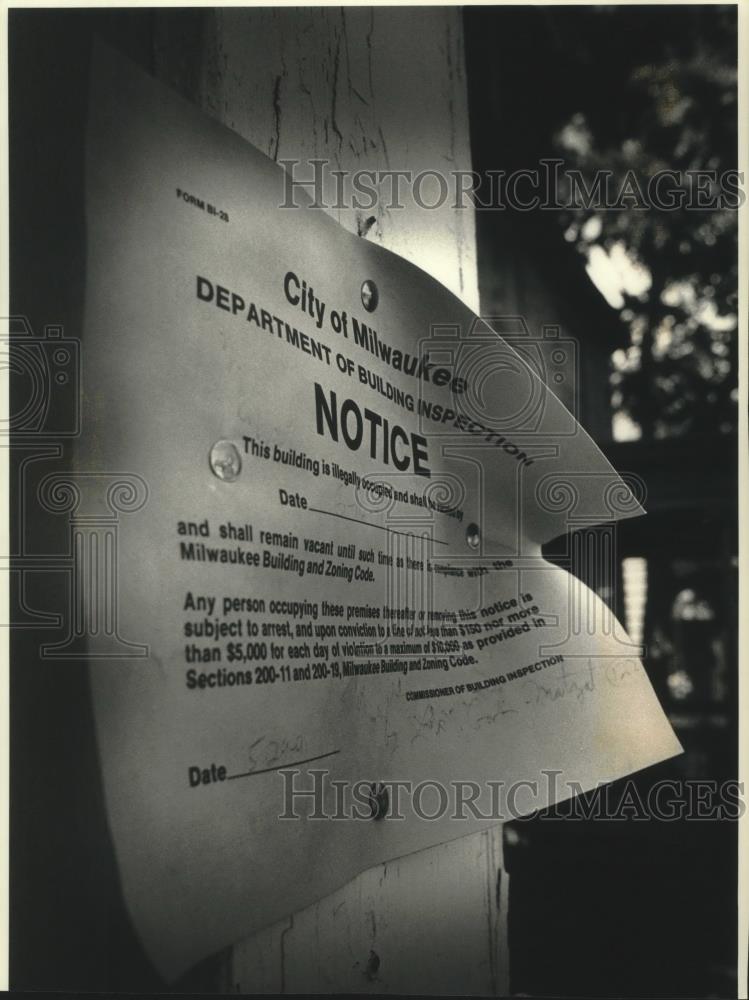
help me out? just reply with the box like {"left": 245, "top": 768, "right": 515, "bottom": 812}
{"left": 154, "top": 6, "right": 478, "bottom": 308}
{"left": 153, "top": 8, "right": 507, "bottom": 993}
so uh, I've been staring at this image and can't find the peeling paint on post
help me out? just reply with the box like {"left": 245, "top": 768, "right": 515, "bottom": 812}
{"left": 153, "top": 7, "right": 506, "bottom": 993}
{"left": 155, "top": 6, "right": 479, "bottom": 309}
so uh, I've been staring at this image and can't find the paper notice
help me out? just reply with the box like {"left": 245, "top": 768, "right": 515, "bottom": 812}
{"left": 77, "top": 44, "right": 682, "bottom": 980}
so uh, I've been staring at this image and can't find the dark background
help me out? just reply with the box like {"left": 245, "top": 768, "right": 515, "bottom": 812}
{"left": 465, "top": 6, "right": 738, "bottom": 997}
{"left": 9, "top": 6, "right": 739, "bottom": 996}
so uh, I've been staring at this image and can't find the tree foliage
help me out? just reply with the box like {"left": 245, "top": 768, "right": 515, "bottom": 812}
{"left": 550, "top": 5, "right": 738, "bottom": 438}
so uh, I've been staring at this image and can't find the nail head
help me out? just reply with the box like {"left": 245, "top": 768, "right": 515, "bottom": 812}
{"left": 361, "top": 279, "right": 379, "bottom": 313}
{"left": 209, "top": 440, "right": 242, "bottom": 482}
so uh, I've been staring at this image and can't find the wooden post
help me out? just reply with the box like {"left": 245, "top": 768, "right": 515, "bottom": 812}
{"left": 151, "top": 7, "right": 508, "bottom": 995}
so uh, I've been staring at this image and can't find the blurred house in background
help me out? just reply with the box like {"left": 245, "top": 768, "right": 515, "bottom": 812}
{"left": 465, "top": 6, "right": 738, "bottom": 997}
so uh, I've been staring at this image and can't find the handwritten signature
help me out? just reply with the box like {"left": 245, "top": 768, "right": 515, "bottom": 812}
{"left": 523, "top": 657, "right": 639, "bottom": 705}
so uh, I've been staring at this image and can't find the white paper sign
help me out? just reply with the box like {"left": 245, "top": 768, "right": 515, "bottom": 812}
{"left": 78, "top": 44, "right": 681, "bottom": 980}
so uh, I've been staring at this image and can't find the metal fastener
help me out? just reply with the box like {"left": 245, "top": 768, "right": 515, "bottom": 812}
{"left": 361, "top": 279, "right": 379, "bottom": 313}
{"left": 369, "top": 782, "right": 389, "bottom": 820}
{"left": 466, "top": 523, "right": 481, "bottom": 549}
{"left": 209, "top": 440, "right": 242, "bottom": 482}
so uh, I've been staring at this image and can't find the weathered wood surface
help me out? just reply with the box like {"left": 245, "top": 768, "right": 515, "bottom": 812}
{"left": 229, "top": 827, "right": 508, "bottom": 995}
{"left": 153, "top": 8, "right": 506, "bottom": 993}
{"left": 154, "top": 6, "right": 479, "bottom": 310}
